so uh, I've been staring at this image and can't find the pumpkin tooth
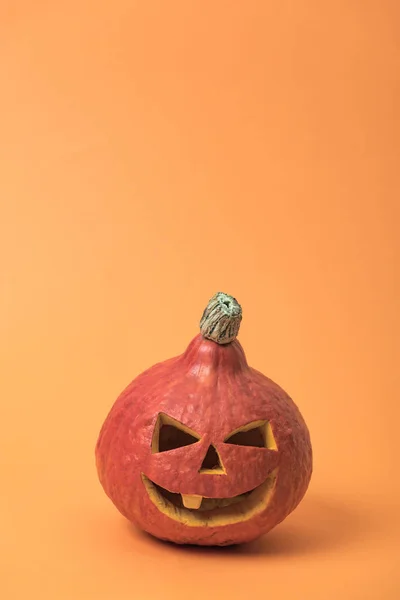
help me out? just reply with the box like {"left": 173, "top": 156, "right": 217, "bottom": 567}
{"left": 181, "top": 494, "right": 203, "bottom": 509}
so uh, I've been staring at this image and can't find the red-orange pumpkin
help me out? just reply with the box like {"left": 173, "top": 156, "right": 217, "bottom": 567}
{"left": 96, "top": 292, "right": 312, "bottom": 546}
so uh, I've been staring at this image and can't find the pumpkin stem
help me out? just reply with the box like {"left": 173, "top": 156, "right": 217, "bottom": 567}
{"left": 200, "top": 292, "right": 242, "bottom": 345}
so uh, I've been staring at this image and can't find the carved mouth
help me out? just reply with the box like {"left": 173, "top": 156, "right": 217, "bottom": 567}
{"left": 141, "top": 470, "right": 278, "bottom": 526}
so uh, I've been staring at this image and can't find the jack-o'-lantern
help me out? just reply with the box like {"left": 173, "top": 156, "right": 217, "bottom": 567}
{"left": 96, "top": 292, "right": 312, "bottom": 546}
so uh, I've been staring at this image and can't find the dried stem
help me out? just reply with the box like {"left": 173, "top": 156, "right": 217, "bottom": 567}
{"left": 200, "top": 292, "right": 242, "bottom": 345}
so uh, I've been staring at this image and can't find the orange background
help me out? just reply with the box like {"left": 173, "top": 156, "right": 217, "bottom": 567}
{"left": 1, "top": 2, "right": 399, "bottom": 599}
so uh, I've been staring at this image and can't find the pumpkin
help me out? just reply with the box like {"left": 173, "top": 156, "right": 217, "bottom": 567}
{"left": 95, "top": 292, "right": 312, "bottom": 546}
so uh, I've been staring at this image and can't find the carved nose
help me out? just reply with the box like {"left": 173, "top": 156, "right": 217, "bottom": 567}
{"left": 199, "top": 444, "right": 225, "bottom": 474}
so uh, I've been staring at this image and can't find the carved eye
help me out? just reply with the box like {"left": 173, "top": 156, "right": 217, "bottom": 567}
{"left": 152, "top": 413, "right": 200, "bottom": 453}
{"left": 224, "top": 420, "right": 277, "bottom": 450}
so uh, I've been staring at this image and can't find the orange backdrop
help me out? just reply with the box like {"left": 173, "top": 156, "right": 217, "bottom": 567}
{"left": 1, "top": 2, "right": 399, "bottom": 599}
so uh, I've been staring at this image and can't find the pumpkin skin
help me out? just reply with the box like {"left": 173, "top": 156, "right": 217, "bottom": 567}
{"left": 96, "top": 293, "right": 312, "bottom": 546}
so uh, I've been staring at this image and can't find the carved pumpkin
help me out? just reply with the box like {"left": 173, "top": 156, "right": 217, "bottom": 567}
{"left": 96, "top": 293, "right": 312, "bottom": 546}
